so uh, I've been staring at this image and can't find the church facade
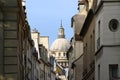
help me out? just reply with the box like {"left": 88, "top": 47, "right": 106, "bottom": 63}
{"left": 50, "top": 23, "right": 70, "bottom": 80}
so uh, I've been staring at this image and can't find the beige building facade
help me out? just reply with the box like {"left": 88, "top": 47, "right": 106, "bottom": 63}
{"left": 31, "top": 29, "right": 54, "bottom": 80}
{"left": 0, "top": 0, "right": 32, "bottom": 80}
{"left": 80, "top": 10, "right": 95, "bottom": 80}
{"left": 67, "top": 0, "right": 87, "bottom": 80}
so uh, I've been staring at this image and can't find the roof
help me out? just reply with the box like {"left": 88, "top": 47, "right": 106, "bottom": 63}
{"left": 50, "top": 38, "right": 70, "bottom": 52}
{"left": 50, "top": 25, "right": 70, "bottom": 52}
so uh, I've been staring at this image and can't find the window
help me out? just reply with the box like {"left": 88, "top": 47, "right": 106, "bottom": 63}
{"left": 93, "top": 30, "right": 95, "bottom": 52}
{"left": 86, "top": 43, "right": 87, "bottom": 53}
{"left": 90, "top": 35, "right": 92, "bottom": 54}
{"left": 109, "top": 64, "right": 118, "bottom": 80}
{"left": 98, "top": 65, "right": 100, "bottom": 80}
{"left": 63, "top": 53, "right": 66, "bottom": 56}
{"left": 61, "top": 62, "right": 63, "bottom": 66}
{"left": 58, "top": 53, "right": 61, "bottom": 56}
{"left": 98, "top": 21, "right": 100, "bottom": 36}
{"left": 109, "top": 19, "right": 119, "bottom": 32}
{"left": 97, "top": 21, "right": 100, "bottom": 49}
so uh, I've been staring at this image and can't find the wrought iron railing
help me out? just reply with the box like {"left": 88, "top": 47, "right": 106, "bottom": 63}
{"left": 97, "top": 37, "right": 100, "bottom": 49}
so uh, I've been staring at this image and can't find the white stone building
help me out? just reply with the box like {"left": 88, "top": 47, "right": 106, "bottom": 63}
{"left": 31, "top": 29, "right": 54, "bottom": 80}
{"left": 95, "top": 0, "right": 120, "bottom": 80}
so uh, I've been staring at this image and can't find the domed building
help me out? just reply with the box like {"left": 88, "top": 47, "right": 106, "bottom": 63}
{"left": 50, "top": 23, "right": 70, "bottom": 68}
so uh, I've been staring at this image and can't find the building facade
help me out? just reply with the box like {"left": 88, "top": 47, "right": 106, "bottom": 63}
{"left": 67, "top": 0, "right": 87, "bottom": 80}
{"left": 78, "top": 0, "right": 95, "bottom": 80}
{"left": 0, "top": 0, "right": 56, "bottom": 80}
{"left": 69, "top": 0, "right": 120, "bottom": 80}
{"left": 0, "top": 0, "right": 31, "bottom": 80}
{"left": 31, "top": 29, "right": 54, "bottom": 80}
{"left": 95, "top": 0, "right": 120, "bottom": 80}
{"left": 80, "top": 9, "right": 95, "bottom": 80}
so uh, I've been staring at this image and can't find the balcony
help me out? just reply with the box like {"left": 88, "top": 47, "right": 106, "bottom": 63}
{"left": 97, "top": 37, "right": 100, "bottom": 49}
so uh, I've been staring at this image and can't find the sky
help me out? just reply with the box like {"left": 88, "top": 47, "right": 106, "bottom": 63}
{"left": 25, "top": 0, "right": 78, "bottom": 46}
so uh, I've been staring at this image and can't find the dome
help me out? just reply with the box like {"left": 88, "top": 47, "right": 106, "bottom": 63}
{"left": 50, "top": 38, "right": 70, "bottom": 52}
{"left": 50, "top": 21, "right": 70, "bottom": 52}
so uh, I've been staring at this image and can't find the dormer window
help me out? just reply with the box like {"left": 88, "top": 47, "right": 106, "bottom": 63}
{"left": 109, "top": 19, "right": 119, "bottom": 32}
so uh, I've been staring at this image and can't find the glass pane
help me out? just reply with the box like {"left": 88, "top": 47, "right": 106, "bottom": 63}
{"left": 109, "top": 65, "right": 118, "bottom": 80}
